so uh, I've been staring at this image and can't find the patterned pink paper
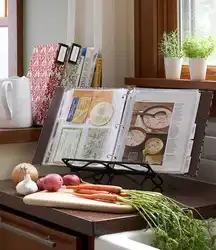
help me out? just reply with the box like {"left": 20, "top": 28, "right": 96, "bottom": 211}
{"left": 27, "top": 43, "right": 65, "bottom": 125}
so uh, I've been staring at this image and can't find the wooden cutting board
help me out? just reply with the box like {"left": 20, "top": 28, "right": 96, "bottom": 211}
{"left": 23, "top": 188, "right": 134, "bottom": 214}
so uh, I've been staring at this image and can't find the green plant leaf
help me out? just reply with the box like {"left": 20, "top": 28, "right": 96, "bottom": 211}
{"left": 118, "top": 191, "right": 216, "bottom": 250}
{"left": 183, "top": 35, "right": 216, "bottom": 58}
{"left": 158, "top": 30, "right": 183, "bottom": 58}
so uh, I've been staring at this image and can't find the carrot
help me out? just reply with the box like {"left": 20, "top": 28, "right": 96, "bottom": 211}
{"left": 73, "top": 193, "right": 118, "bottom": 202}
{"left": 118, "top": 193, "right": 129, "bottom": 197}
{"left": 74, "top": 184, "right": 122, "bottom": 194}
{"left": 66, "top": 183, "right": 88, "bottom": 190}
{"left": 75, "top": 189, "right": 109, "bottom": 195}
{"left": 66, "top": 186, "right": 79, "bottom": 190}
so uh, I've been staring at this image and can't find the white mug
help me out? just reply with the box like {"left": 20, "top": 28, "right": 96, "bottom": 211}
{"left": 0, "top": 76, "right": 33, "bottom": 128}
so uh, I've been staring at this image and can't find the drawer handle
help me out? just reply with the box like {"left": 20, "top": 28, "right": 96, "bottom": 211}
{"left": 0, "top": 221, "right": 56, "bottom": 248}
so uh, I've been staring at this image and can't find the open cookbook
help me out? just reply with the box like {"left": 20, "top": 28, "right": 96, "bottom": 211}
{"left": 33, "top": 87, "right": 212, "bottom": 175}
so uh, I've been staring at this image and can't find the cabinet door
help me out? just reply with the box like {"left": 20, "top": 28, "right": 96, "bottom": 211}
{"left": 0, "top": 211, "right": 82, "bottom": 250}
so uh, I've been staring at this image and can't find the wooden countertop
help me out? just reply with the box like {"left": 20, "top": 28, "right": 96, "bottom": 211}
{"left": 1, "top": 177, "right": 216, "bottom": 236}
{"left": 0, "top": 180, "right": 143, "bottom": 236}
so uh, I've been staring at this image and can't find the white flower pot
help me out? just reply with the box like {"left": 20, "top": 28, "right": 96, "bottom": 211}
{"left": 164, "top": 58, "right": 182, "bottom": 80}
{"left": 189, "top": 58, "right": 208, "bottom": 81}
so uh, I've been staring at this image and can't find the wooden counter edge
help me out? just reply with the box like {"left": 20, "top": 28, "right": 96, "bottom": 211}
{"left": 0, "top": 127, "right": 41, "bottom": 144}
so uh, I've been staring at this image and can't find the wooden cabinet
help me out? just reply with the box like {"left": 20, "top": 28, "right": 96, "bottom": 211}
{"left": 0, "top": 211, "right": 82, "bottom": 250}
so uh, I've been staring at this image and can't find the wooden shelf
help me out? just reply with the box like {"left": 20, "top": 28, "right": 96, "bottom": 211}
{"left": 125, "top": 77, "right": 216, "bottom": 90}
{"left": 0, "top": 127, "right": 41, "bottom": 145}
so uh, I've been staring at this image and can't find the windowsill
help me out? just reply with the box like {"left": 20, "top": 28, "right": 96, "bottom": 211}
{"left": 0, "top": 127, "right": 41, "bottom": 145}
{"left": 125, "top": 77, "right": 216, "bottom": 90}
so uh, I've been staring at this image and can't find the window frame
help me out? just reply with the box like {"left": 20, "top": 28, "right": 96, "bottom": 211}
{"left": 134, "top": 0, "right": 177, "bottom": 78}
{"left": 0, "top": 0, "right": 39, "bottom": 143}
{"left": 134, "top": 0, "right": 216, "bottom": 116}
{"left": 135, "top": 0, "right": 216, "bottom": 79}
{"left": 0, "top": 0, "right": 23, "bottom": 77}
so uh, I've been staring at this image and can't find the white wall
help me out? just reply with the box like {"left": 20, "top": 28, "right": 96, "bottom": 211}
{"left": 0, "top": 143, "right": 70, "bottom": 180}
{"left": 0, "top": 143, "right": 36, "bottom": 180}
{"left": 23, "top": 0, "right": 135, "bottom": 84}
{"left": 74, "top": 0, "right": 134, "bottom": 87}
{"left": 23, "top": 0, "right": 69, "bottom": 73}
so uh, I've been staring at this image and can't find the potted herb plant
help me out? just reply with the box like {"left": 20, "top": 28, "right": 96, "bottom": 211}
{"left": 159, "top": 30, "right": 183, "bottom": 79}
{"left": 183, "top": 35, "right": 216, "bottom": 81}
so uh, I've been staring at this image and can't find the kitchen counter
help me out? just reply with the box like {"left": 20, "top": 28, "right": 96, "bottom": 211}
{"left": 0, "top": 180, "right": 143, "bottom": 236}
{"left": 1, "top": 176, "right": 216, "bottom": 236}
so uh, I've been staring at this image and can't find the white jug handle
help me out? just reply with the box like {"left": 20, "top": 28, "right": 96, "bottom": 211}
{"left": 1, "top": 81, "right": 12, "bottom": 120}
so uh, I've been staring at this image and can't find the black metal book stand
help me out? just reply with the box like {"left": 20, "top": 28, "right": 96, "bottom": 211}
{"left": 62, "top": 158, "right": 163, "bottom": 192}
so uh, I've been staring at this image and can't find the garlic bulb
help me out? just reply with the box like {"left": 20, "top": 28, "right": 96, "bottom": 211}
{"left": 16, "top": 174, "right": 38, "bottom": 196}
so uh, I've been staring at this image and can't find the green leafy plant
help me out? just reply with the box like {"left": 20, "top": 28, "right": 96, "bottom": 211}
{"left": 159, "top": 30, "right": 183, "bottom": 58}
{"left": 119, "top": 191, "right": 216, "bottom": 250}
{"left": 183, "top": 35, "right": 216, "bottom": 58}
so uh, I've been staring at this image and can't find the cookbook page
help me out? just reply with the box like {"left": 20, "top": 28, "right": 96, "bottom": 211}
{"left": 119, "top": 88, "right": 201, "bottom": 174}
{"left": 181, "top": 91, "right": 201, "bottom": 174}
{"left": 43, "top": 88, "right": 128, "bottom": 165}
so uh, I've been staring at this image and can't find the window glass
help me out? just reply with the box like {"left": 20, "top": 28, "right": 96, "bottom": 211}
{"left": 0, "top": 27, "right": 8, "bottom": 78}
{"left": 0, "top": 0, "right": 6, "bottom": 17}
{"left": 178, "top": 0, "right": 216, "bottom": 64}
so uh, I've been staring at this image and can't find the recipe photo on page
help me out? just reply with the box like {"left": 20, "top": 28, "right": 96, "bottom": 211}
{"left": 43, "top": 88, "right": 128, "bottom": 165}
{"left": 123, "top": 101, "right": 174, "bottom": 165}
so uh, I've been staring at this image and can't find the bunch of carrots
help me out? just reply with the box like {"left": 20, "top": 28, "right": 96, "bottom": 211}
{"left": 66, "top": 183, "right": 128, "bottom": 203}
{"left": 67, "top": 183, "right": 216, "bottom": 250}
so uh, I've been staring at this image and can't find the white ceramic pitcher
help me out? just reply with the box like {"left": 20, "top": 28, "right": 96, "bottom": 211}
{"left": 0, "top": 76, "right": 33, "bottom": 128}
